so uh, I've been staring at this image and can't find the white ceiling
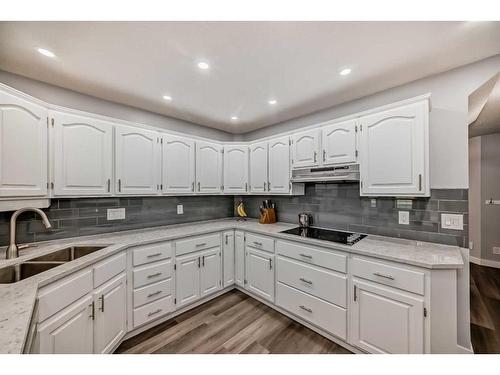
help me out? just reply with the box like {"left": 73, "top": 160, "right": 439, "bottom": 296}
{"left": 469, "top": 73, "right": 500, "bottom": 137}
{"left": 1, "top": 21, "right": 500, "bottom": 134}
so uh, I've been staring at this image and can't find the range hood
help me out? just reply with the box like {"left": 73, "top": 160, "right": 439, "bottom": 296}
{"left": 291, "top": 164, "right": 359, "bottom": 183}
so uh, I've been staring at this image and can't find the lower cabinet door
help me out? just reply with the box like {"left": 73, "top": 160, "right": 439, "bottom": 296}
{"left": 93, "top": 273, "right": 127, "bottom": 354}
{"left": 234, "top": 231, "right": 245, "bottom": 287}
{"left": 223, "top": 231, "right": 235, "bottom": 287}
{"left": 176, "top": 252, "right": 201, "bottom": 308}
{"left": 350, "top": 279, "right": 425, "bottom": 354}
{"left": 200, "top": 247, "right": 222, "bottom": 297}
{"left": 38, "top": 295, "right": 94, "bottom": 354}
{"left": 246, "top": 247, "right": 275, "bottom": 302}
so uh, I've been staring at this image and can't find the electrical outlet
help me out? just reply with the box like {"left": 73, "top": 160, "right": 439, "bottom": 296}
{"left": 398, "top": 211, "right": 410, "bottom": 225}
{"left": 177, "top": 204, "right": 184, "bottom": 215}
{"left": 107, "top": 208, "right": 125, "bottom": 221}
{"left": 370, "top": 199, "right": 377, "bottom": 208}
{"left": 441, "top": 213, "right": 463, "bottom": 230}
{"left": 469, "top": 241, "right": 474, "bottom": 250}
{"left": 493, "top": 246, "right": 500, "bottom": 255}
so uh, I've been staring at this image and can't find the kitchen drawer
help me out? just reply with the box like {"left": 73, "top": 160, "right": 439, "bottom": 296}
{"left": 133, "top": 295, "right": 173, "bottom": 328}
{"left": 93, "top": 252, "right": 126, "bottom": 288}
{"left": 246, "top": 233, "right": 274, "bottom": 253}
{"left": 351, "top": 256, "right": 425, "bottom": 295}
{"left": 132, "top": 241, "right": 172, "bottom": 266}
{"left": 175, "top": 233, "right": 220, "bottom": 256}
{"left": 133, "top": 259, "right": 173, "bottom": 289}
{"left": 276, "top": 282, "right": 347, "bottom": 340}
{"left": 277, "top": 256, "right": 347, "bottom": 307}
{"left": 276, "top": 240, "right": 346, "bottom": 273}
{"left": 133, "top": 278, "right": 173, "bottom": 308}
{"left": 38, "top": 269, "right": 93, "bottom": 322}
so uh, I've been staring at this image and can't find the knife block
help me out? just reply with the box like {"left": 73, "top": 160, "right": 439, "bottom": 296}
{"left": 259, "top": 208, "right": 276, "bottom": 224}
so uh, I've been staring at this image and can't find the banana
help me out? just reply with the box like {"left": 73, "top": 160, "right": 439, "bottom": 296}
{"left": 237, "top": 202, "right": 247, "bottom": 217}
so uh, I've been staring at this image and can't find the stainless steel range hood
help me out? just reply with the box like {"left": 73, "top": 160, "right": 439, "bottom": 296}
{"left": 291, "top": 164, "right": 359, "bottom": 183}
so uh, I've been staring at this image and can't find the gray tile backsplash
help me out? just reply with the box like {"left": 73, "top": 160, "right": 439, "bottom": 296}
{"left": 235, "top": 184, "right": 468, "bottom": 247}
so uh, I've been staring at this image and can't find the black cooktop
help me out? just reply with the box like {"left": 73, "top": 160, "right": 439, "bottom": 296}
{"left": 280, "top": 227, "right": 366, "bottom": 246}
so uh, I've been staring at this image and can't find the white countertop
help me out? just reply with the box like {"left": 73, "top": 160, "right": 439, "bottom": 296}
{"left": 0, "top": 218, "right": 465, "bottom": 354}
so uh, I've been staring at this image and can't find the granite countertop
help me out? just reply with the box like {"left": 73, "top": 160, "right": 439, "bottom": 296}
{"left": 0, "top": 218, "right": 465, "bottom": 354}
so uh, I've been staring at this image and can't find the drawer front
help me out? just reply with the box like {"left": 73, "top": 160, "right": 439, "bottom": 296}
{"left": 276, "top": 240, "right": 347, "bottom": 273}
{"left": 246, "top": 233, "right": 274, "bottom": 253}
{"left": 175, "top": 233, "right": 220, "bottom": 256}
{"left": 133, "top": 295, "right": 174, "bottom": 328}
{"left": 132, "top": 242, "right": 173, "bottom": 266}
{"left": 351, "top": 256, "right": 425, "bottom": 295}
{"left": 133, "top": 259, "right": 173, "bottom": 289}
{"left": 93, "top": 252, "right": 126, "bottom": 288}
{"left": 38, "top": 269, "right": 93, "bottom": 322}
{"left": 276, "top": 282, "right": 347, "bottom": 340}
{"left": 277, "top": 256, "right": 347, "bottom": 307}
{"left": 133, "top": 278, "right": 173, "bottom": 308}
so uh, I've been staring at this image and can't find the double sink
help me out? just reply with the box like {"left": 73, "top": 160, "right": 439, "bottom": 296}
{"left": 0, "top": 245, "right": 107, "bottom": 284}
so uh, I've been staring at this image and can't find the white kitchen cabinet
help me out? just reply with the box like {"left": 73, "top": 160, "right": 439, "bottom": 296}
{"left": 38, "top": 295, "right": 94, "bottom": 354}
{"left": 358, "top": 101, "right": 429, "bottom": 196}
{"left": 162, "top": 134, "right": 195, "bottom": 194}
{"left": 351, "top": 278, "right": 424, "bottom": 354}
{"left": 268, "top": 136, "right": 290, "bottom": 194}
{"left": 249, "top": 142, "right": 268, "bottom": 193}
{"left": 93, "top": 274, "right": 127, "bottom": 354}
{"left": 0, "top": 90, "right": 48, "bottom": 197}
{"left": 223, "top": 231, "right": 235, "bottom": 287}
{"left": 196, "top": 140, "right": 222, "bottom": 194}
{"left": 200, "top": 247, "right": 222, "bottom": 297}
{"left": 321, "top": 119, "right": 358, "bottom": 166}
{"left": 115, "top": 125, "right": 161, "bottom": 195}
{"left": 175, "top": 252, "right": 201, "bottom": 308}
{"left": 235, "top": 231, "right": 245, "bottom": 287}
{"left": 223, "top": 145, "right": 248, "bottom": 193}
{"left": 291, "top": 129, "right": 320, "bottom": 169}
{"left": 52, "top": 111, "right": 113, "bottom": 196}
{"left": 245, "top": 247, "right": 275, "bottom": 303}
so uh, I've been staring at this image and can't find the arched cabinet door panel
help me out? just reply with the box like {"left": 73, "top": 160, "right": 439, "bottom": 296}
{"left": 52, "top": 111, "right": 113, "bottom": 196}
{"left": 268, "top": 136, "right": 290, "bottom": 194}
{"left": 115, "top": 125, "right": 161, "bottom": 195}
{"left": 321, "top": 119, "right": 357, "bottom": 166}
{"left": 291, "top": 129, "right": 320, "bottom": 168}
{"left": 249, "top": 142, "right": 268, "bottom": 194}
{"left": 195, "top": 141, "right": 222, "bottom": 194}
{"left": 0, "top": 90, "right": 48, "bottom": 197}
{"left": 223, "top": 145, "right": 248, "bottom": 193}
{"left": 162, "top": 135, "right": 195, "bottom": 194}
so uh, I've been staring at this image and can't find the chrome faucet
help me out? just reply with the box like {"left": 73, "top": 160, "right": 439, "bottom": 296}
{"left": 6, "top": 207, "right": 52, "bottom": 259}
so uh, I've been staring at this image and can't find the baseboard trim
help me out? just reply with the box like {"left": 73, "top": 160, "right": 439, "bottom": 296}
{"left": 469, "top": 256, "right": 500, "bottom": 269}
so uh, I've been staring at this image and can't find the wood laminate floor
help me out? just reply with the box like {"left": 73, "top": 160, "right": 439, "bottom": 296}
{"left": 116, "top": 263, "right": 500, "bottom": 354}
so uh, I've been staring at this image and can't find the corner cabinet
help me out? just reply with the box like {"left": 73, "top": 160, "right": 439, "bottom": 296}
{"left": 196, "top": 141, "right": 223, "bottom": 194}
{"left": 223, "top": 145, "right": 249, "bottom": 193}
{"left": 162, "top": 134, "right": 195, "bottom": 194}
{"left": 358, "top": 100, "right": 429, "bottom": 196}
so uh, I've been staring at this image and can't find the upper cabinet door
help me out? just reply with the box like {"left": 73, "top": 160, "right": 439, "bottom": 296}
{"left": 268, "top": 136, "right": 290, "bottom": 194}
{"left": 0, "top": 90, "right": 48, "bottom": 197}
{"left": 223, "top": 145, "right": 248, "bottom": 193}
{"left": 52, "top": 112, "right": 113, "bottom": 196}
{"left": 321, "top": 119, "right": 357, "bottom": 166}
{"left": 162, "top": 134, "right": 195, "bottom": 194}
{"left": 291, "top": 129, "right": 320, "bottom": 168}
{"left": 359, "top": 101, "right": 429, "bottom": 196}
{"left": 249, "top": 142, "right": 268, "bottom": 194}
{"left": 196, "top": 141, "right": 222, "bottom": 194}
{"left": 115, "top": 125, "right": 160, "bottom": 195}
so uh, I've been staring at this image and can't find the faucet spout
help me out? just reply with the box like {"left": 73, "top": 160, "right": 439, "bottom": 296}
{"left": 6, "top": 207, "right": 52, "bottom": 259}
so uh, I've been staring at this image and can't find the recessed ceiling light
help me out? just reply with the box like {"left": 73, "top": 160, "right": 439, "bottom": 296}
{"left": 231, "top": 116, "right": 238, "bottom": 121}
{"left": 268, "top": 99, "right": 277, "bottom": 105}
{"left": 340, "top": 68, "right": 352, "bottom": 76}
{"left": 197, "top": 61, "right": 210, "bottom": 70}
{"left": 37, "top": 48, "right": 56, "bottom": 58}
{"left": 162, "top": 95, "right": 172, "bottom": 101}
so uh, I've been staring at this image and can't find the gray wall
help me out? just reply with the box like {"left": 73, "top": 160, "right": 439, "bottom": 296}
{"left": 468, "top": 136, "right": 481, "bottom": 258}
{"left": 0, "top": 70, "right": 233, "bottom": 141}
{"left": 236, "top": 54, "right": 500, "bottom": 190}
{"left": 236, "top": 185, "right": 468, "bottom": 247}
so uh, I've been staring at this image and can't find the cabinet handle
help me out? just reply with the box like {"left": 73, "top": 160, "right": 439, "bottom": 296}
{"left": 118, "top": 179, "right": 121, "bottom": 192}
{"left": 269, "top": 258, "right": 272, "bottom": 270}
{"left": 107, "top": 179, "right": 110, "bottom": 192}
{"left": 373, "top": 272, "right": 395, "bottom": 280}
{"left": 147, "top": 252, "right": 162, "bottom": 258}
{"left": 89, "top": 301, "right": 95, "bottom": 320}
{"left": 225, "top": 235, "right": 228, "bottom": 245}
{"left": 147, "top": 308, "right": 162, "bottom": 317}
{"left": 147, "top": 272, "right": 162, "bottom": 279}
{"left": 253, "top": 241, "right": 262, "bottom": 246}
{"left": 196, "top": 242, "right": 207, "bottom": 247}
{"left": 245, "top": 182, "right": 248, "bottom": 192}
{"left": 354, "top": 285, "right": 357, "bottom": 301}
{"left": 313, "top": 151, "right": 317, "bottom": 163}
{"left": 263, "top": 182, "right": 266, "bottom": 191}
{"left": 299, "top": 253, "right": 312, "bottom": 259}
{"left": 198, "top": 182, "right": 201, "bottom": 191}
{"left": 198, "top": 257, "right": 201, "bottom": 268}
{"left": 419, "top": 174, "right": 422, "bottom": 191}
{"left": 202, "top": 255, "right": 205, "bottom": 267}
{"left": 299, "top": 305, "right": 312, "bottom": 313}
{"left": 99, "top": 294, "right": 105, "bottom": 312}
{"left": 267, "top": 181, "right": 270, "bottom": 191}
{"left": 147, "top": 290, "right": 162, "bottom": 298}
{"left": 192, "top": 182, "right": 195, "bottom": 192}
{"left": 323, "top": 149, "right": 326, "bottom": 162}
{"left": 299, "top": 277, "right": 313, "bottom": 285}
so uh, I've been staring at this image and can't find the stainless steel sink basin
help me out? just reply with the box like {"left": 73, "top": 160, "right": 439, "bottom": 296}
{"left": 0, "top": 245, "right": 107, "bottom": 284}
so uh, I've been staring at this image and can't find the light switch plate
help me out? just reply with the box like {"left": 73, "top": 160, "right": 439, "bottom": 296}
{"left": 107, "top": 208, "right": 126, "bottom": 221}
{"left": 398, "top": 211, "right": 410, "bottom": 225}
{"left": 441, "top": 213, "right": 463, "bottom": 230}
{"left": 177, "top": 204, "right": 184, "bottom": 215}
{"left": 370, "top": 199, "right": 377, "bottom": 208}
{"left": 493, "top": 246, "right": 500, "bottom": 255}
